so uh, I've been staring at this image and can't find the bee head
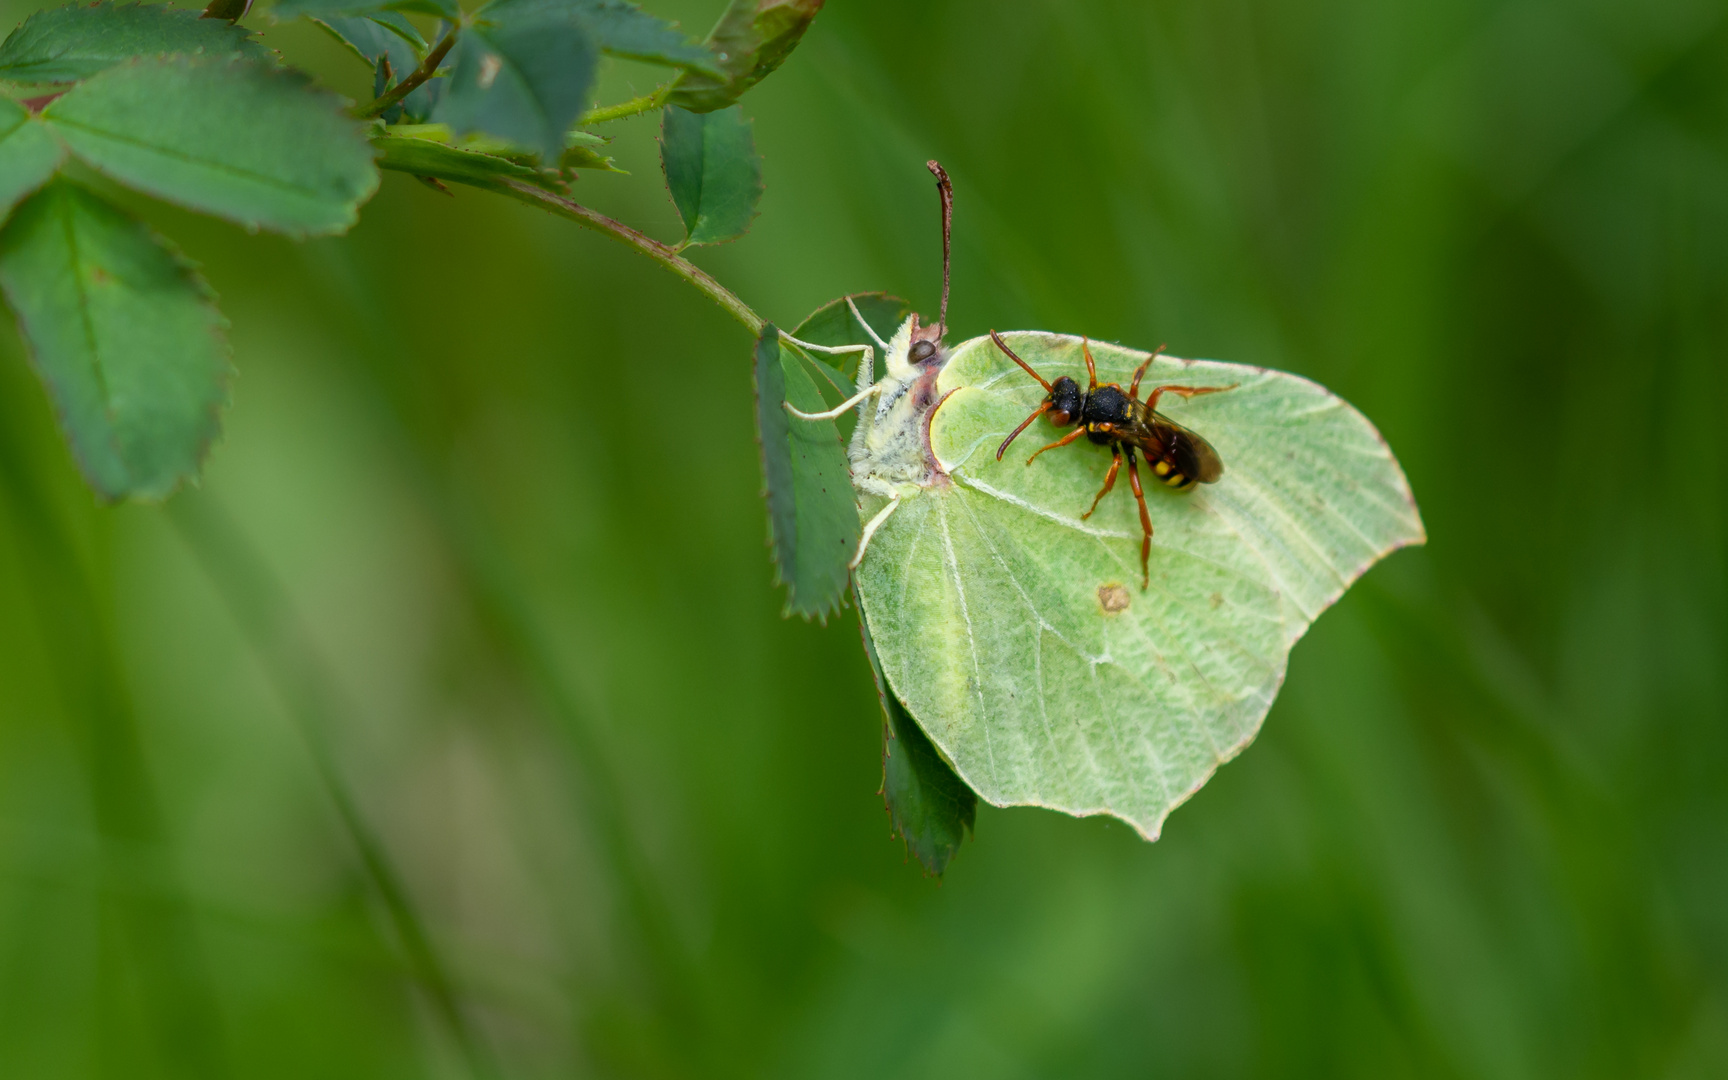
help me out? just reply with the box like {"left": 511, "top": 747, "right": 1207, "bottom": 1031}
{"left": 1048, "top": 376, "right": 1084, "bottom": 426}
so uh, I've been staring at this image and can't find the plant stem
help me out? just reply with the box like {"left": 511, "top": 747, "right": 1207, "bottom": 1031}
{"left": 491, "top": 177, "right": 764, "bottom": 335}
{"left": 361, "top": 25, "right": 458, "bottom": 120}
{"left": 579, "top": 82, "right": 672, "bottom": 125}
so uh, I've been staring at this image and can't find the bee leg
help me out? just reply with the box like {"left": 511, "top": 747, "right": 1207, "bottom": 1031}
{"left": 1024, "top": 425, "right": 1088, "bottom": 466}
{"left": 1081, "top": 337, "right": 1099, "bottom": 391}
{"left": 1127, "top": 344, "right": 1169, "bottom": 399}
{"left": 996, "top": 401, "right": 1052, "bottom": 460}
{"left": 849, "top": 496, "right": 901, "bottom": 571}
{"left": 1125, "top": 448, "right": 1154, "bottom": 590}
{"left": 1081, "top": 445, "right": 1122, "bottom": 519}
{"left": 1143, "top": 383, "right": 1236, "bottom": 411}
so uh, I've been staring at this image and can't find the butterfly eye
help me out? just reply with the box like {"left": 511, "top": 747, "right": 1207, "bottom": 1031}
{"left": 909, "top": 340, "right": 937, "bottom": 363}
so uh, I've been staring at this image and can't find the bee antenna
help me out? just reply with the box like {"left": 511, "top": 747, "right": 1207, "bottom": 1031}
{"left": 927, "top": 160, "right": 952, "bottom": 338}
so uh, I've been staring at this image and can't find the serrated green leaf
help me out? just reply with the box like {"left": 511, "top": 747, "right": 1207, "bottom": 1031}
{"left": 861, "top": 615, "right": 974, "bottom": 876}
{"left": 560, "top": 129, "right": 622, "bottom": 172}
{"left": 0, "top": 1, "right": 269, "bottom": 84}
{"left": 272, "top": 0, "right": 459, "bottom": 24}
{"left": 0, "top": 181, "right": 230, "bottom": 500}
{"left": 569, "top": 0, "right": 722, "bottom": 75}
{"left": 754, "top": 324, "right": 859, "bottom": 620}
{"left": 432, "top": 1, "right": 597, "bottom": 160}
{"left": 312, "top": 12, "right": 425, "bottom": 70}
{"left": 373, "top": 128, "right": 566, "bottom": 191}
{"left": 312, "top": 13, "right": 437, "bottom": 121}
{"left": 668, "top": 0, "right": 822, "bottom": 113}
{"left": 41, "top": 57, "right": 380, "bottom": 237}
{"left": 0, "top": 97, "right": 65, "bottom": 221}
{"left": 854, "top": 333, "right": 1425, "bottom": 840}
{"left": 660, "top": 104, "right": 760, "bottom": 246}
{"left": 793, "top": 293, "right": 911, "bottom": 353}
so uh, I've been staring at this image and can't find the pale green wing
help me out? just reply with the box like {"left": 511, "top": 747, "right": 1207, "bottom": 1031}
{"left": 854, "top": 332, "right": 1424, "bottom": 839}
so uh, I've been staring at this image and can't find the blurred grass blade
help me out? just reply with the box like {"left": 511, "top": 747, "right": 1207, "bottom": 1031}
{"left": 660, "top": 104, "right": 761, "bottom": 246}
{"left": 668, "top": 0, "right": 822, "bottom": 112}
{"left": 0, "top": 427, "right": 225, "bottom": 1080}
{"left": 0, "top": 98, "right": 64, "bottom": 221}
{"left": 0, "top": 181, "right": 230, "bottom": 501}
{"left": 0, "top": 0, "right": 269, "bottom": 83}
{"left": 433, "top": 0, "right": 598, "bottom": 160}
{"left": 754, "top": 323, "right": 858, "bottom": 620}
{"left": 43, "top": 57, "right": 380, "bottom": 237}
{"left": 167, "top": 491, "right": 502, "bottom": 1080}
{"left": 861, "top": 615, "right": 975, "bottom": 876}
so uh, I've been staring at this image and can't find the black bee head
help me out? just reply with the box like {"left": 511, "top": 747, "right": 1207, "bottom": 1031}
{"left": 1048, "top": 376, "right": 1084, "bottom": 426}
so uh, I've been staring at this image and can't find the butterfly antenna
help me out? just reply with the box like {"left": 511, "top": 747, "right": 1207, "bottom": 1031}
{"left": 927, "top": 160, "right": 952, "bottom": 337}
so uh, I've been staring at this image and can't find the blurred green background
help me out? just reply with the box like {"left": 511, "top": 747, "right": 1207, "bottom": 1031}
{"left": 2, "top": 0, "right": 1727, "bottom": 1075}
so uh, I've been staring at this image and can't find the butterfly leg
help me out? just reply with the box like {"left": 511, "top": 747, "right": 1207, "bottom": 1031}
{"left": 1143, "top": 383, "right": 1236, "bottom": 411}
{"left": 849, "top": 495, "right": 901, "bottom": 570}
{"left": 1081, "top": 445, "right": 1122, "bottom": 519}
{"left": 785, "top": 380, "right": 882, "bottom": 421}
{"left": 1024, "top": 426, "right": 1088, "bottom": 466}
{"left": 1125, "top": 448, "right": 1154, "bottom": 590}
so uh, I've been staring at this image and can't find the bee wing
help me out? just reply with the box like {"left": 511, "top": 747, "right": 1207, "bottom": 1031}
{"left": 1150, "top": 416, "right": 1225, "bottom": 483}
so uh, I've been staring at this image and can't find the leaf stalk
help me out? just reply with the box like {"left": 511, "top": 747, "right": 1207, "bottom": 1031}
{"left": 579, "top": 82, "right": 673, "bottom": 125}
{"left": 491, "top": 177, "right": 764, "bottom": 334}
{"left": 359, "top": 24, "right": 458, "bottom": 120}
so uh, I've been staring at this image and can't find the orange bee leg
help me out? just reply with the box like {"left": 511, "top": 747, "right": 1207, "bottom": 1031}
{"left": 1024, "top": 425, "right": 1088, "bottom": 466}
{"left": 1081, "top": 446, "right": 1123, "bottom": 519}
{"left": 996, "top": 401, "right": 1052, "bottom": 460}
{"left": 1127, "top": 344, "right": 1168, "bottom": 400}
{"left": 1081, "top": 337, "right": 1099, "bottom": 391}
{"left": 1143, "top": 382, "right": 1236, "bottom": 411}
{"left": 1125, "top": 448, "right": 1155, "bottom": 590}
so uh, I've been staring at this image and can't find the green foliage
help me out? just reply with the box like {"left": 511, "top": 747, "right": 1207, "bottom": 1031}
{"left": 0, "top": 0, "right": 268, "bottom": 83}
{"left": 669, "top": 0, "right": 823, "bottom": 113}
{"left": 855, "top": 333, "right": 1424, "bottom": 838}
{"left": 0, "top": 181, "right": 228, "bottom": 500}
{"left": 433, "top": 0, "right": 598, "bottom": 160}
{"left": 312, "top": 12, "right": 425, "bottom": 72}
{"left": 272, "top": 0, "right": 460, "bottom": 25}
{"left": 0, "top": 97, "right": 63, "bottom": 219}
{"left": 754, "top": 324, "right": 857, "bottom": 620}
{"left": 373, "top": 125, "right": 568, "bottom": 190}
{"left": 560, "top": 128, "right": 622, "bottom": 172}
{"left": 862, "top": 616, "right": 974, "bottom": 876}
{"left": 42, "top": 57, "right": 380, "bottom": 237}
{"left": 560, "top": 0, "right": 723, "bottom": 76}
{"left": 660, "top": 104, "right": 762, "bottom": 246}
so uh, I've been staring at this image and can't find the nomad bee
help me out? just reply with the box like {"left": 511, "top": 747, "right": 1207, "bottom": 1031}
{"left": 992, "top": 333, "right": 1232, "bottom": 589}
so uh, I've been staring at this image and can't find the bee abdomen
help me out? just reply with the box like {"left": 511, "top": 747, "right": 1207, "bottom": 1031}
{"left": 1149, "top": 457, "right": 1198, "bottom": 491}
